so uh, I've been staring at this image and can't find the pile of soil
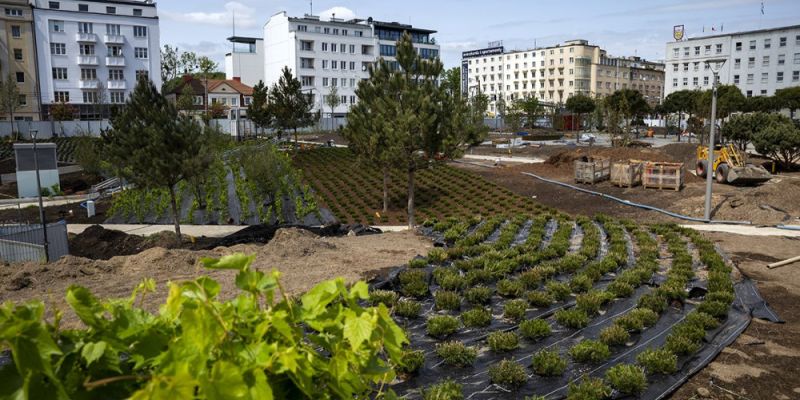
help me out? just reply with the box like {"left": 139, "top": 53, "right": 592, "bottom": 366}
{"left": 0, "top": 228, "right": 432, "bottom": 327}
{"left": 68, "top": 225, "right": 217, "bottom": 260}
{"left": 545, "top": 146, "right": 679, "bottom": 167}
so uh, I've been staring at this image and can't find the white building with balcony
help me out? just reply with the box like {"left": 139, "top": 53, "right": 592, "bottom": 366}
{"left": 665, "top": 24, "right": 800, "bottom": 98}
{"left": 32, "top": 0, "right": 161, "bottom": 120}
{"left": 224, "top": 36, "right": 264, "bottom": 87}
{"left": 262, "top": 12, "right": 439, "bottom": 117}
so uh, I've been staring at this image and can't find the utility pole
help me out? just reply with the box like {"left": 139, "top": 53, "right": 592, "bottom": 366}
{"left": 704, "top": 59, "right": 726, "bottom": 222}
{"left": 31, "top": 130, "right": 49, "bottom": 262}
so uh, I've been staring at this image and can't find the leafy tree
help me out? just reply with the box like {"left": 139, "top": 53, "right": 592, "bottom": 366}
{"left": 606, "top": 89, "right": 650, "bottom": 143}
{"left": 325, "top": 85, "right": 342, "bottom": 131}
{"left": 50, "top": 102, "right": 76, "bottom": 136}
{"left": 175, "top": 90, "right": 196, "bottom": 112}
{"left": 248, "top": 81, "right": 271, "bottom": 136}
{"left": 662, "top": 90, "right": 700, "bottom": 141}
{"left": 775, "top": 87, "right": 800, "bottom": 119}
{"left": 752, "top": 115, "right": 800, "bottom": 170}
{"left": 743, "top": 95, "right": 779, "bottom": 113}
{"left": 694, "top": 85, "right": 745, "bottom": 123}
{"left": 209, "top": 101, "right": 227, "bottom": 119}
{"left": 160, "top": 44, "right": 180, "bottom": 83}
{"left": 269, "top": 67, "right": 314, "bottom": 147}
{"left": 515, "top": 96, "right": 542, "bottom": 128}
{"left": 103, "top": 78, "right": 206, "bottom": 242}
{"left": 565, "top": 93, "right": 596, "bottom": 133}
{"left": 0, "top": 73, "right": 21, "bottom": 137}
{"left": 721, "top": 112, "right": 772, "bottom": 151}
{"left": 197, "top": 56, "right": 218, "bottom": 118}
{"left": 180, "top": 51, "right": 198, "bottom": 74}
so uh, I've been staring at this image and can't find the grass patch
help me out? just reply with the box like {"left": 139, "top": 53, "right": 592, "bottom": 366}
{"left": 503, "top": 299, "right": 528, "bottom": 322}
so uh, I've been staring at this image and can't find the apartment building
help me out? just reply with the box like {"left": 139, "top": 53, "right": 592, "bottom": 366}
{"left": 32, "top": 0, "right": 161, "bottom": 120}
{"left": 262, "top": 12, "right": 439, "bottom": 116}
{"left": 0, "top": 0, "right": 40, "bottom": 120}
{"left": 665, "top": 24, "right": 800, "bottom": 98}
{"left": 462, "top": 40, "right": 665, "bottom": 113}
{"left": 225, "top": 36, "right": 264, "bottom": 87}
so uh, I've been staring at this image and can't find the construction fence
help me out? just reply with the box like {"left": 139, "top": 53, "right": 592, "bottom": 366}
{"left": 0, "top": 221, "right": 69, "bottom": 263}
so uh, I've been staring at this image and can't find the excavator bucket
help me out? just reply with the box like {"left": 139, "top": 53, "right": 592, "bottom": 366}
{"left": 727, "top": 165, "right": 773, "bottom": 185}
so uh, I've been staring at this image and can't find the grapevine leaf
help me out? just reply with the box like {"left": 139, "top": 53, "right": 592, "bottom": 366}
{"left": 201, "top": 254, "right": 256, "bottom": 271}
{"left": 247, "top": 369, "right": 274, "bottom": 400}
{"left": 66, "top": 286, "right": 106, "bottom": 329}
{"left": 349, "top": 281, "right": 369, "bottom": 301}
{"left": 203, "top": 361, "right": 249, "bottom": 400}
{"left": 81, "top": 341, "right": 107, "bottom": 367}
{"left": 343, "top": 310, "right": 374, "bottom": 350}
{"left": 301, "top": 279, "right": 340, "bottom": 319}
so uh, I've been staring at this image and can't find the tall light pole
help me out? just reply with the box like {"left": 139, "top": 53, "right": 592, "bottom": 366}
{"left": 31, "top": 130, "right": 50, "bottom": 262}
{"left": 703, "top": 58, "right": 726, "bottom": 222}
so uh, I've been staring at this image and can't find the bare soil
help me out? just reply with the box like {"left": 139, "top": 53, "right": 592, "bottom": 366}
{"left": 0, "top": 228, "right": 433, "bottom": 328}
{"left": 68, "top": 225, "right": 218, "bottom": 260}
{"left": 0, "top": 197, "right": 111, "bottom": 225}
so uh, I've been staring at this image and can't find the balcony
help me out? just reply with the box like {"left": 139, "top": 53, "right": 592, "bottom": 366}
{"left": 77, "top": 55, "right": 99, "bottom": 65}
{"left": 104, "top": 34, "right": 124, "bottom": 44}
{"left": 105, "top": 56, "right": 125, "bottom": 67}
{"left": 76, "top": 32, "right": 97, "bottom": 42}
{"left": 79, "top": 80, "right": 100, "bottom": 89}
{"left": 107, "top": 80, "right": 126, "bottom": 90}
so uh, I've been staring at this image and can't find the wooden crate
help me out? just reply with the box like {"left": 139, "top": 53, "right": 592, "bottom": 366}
{"left": 643, "top": 162, "right": 684, "bottom": 191}
{"left": 574, "top": 158, "right": 611, "bottom": 185}
{"left": 611, "top": 161, "right": 644, "bottom": 188}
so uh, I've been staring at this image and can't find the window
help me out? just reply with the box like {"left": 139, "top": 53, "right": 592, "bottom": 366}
{"left": 780, "top": 37, "right": 787, "bottom": 47}
{"left": 672, "top": 48, "right": 679, "bottom": 58}
{"left": 694, "top": 46, "right": 700, "bottom": 55}
{"left": 80, "top": 68, "right": 97, "bottom": 80}
{"left": 331, "top": 78, "right": 337, "bottom": 87}
{"left": 350, "top": 95, "right": 356, "bottom": 104}
{"left": 704, "top": 45, "right": 711, "bottom": 55}
{"left": 323, "top": 27, "right": 330, "bottom": 34}
{"left": 747, "top": 74, "right": 754, "bottom": 84}
{"left": 108, "top": 45, "right": 122, "bottom": 57}
{"left": 18, "top": 95, "right": 26, "bottom": 106}
{"left": 672, "top": 64, "right": 678, "bottom": 72}
{"left": 322, "top": 60, "right": 328, "bottom": 69}
{"left": 349, "top": 61, "right": 355, "bottom": 70}
{"left": 300, "top": 41, "right": 313, "bottom": 51}
{"left": 301, "top": 76, "right": 314, "bottom": 86}
{"left": 380, "top": 45, "right": 396, "bottom": 57}
{"left": 761, "top": 73, "right": 768, "bottom": 83}
{"left": 341, "top": 95, "right": 347, "bottom": 104}
{"left": 54, "top": 91, "right": 69, "bottom": 103}
{"left": 333, "top": 29, "right": 339, "bottom": 35}
{"left": 349, "top": 44, "right": 355, "bottom": 54}
{"left": 746, "top": 90, "right": 752, "bottom": 97}
{"left": 733, "top": 75, "right": 740, "bottom": 84}
{"left": 764, "top": 38, "right": 771, "bottom": 49}
{"left": 48, "top": 1, "right": 59, "bottom": 9}
{"left": 300, "top": 58, "right": 314, "bottom": 69}
{"left": 777, "top": 72, "right": 784, "bottom": 83}
{"left": 735, "top": 42, "right": 742, "bottom": 51}
{"left": 5, "top": 8, "right": 23, "bottom": 16}
{"left": 793, "top": 71, "right": 799, "bottom": 82}
{"left": 230, "top": 97, "right": 238, "bottom": 107}
{"left": 135, "top": 70, "right": 149, "bottom": 81}
{"left": 322, "top": 77, "right": 328, "bottom": 87}
{"left": 693, "top": 62, "right": 699, "bottom": 71}
{"left": 244, "top": 97, "right": 252, "bottom": 106}
{"left": 778, "top": 54, "right": 785, "bottom": 65}
{"left": 748, "top": 57, "right": 755, "bottom": 68}
{"left": 110, "top": 91, "right": 125, "bottom": 104}
{"left": 331, "top": 60, "right": 337, "bottom": 70}
{"left": 355, "top": 31, "right": 363, "bottom": 37}
{"left": 83, "top": 91, "right": 98, "bottom": 103}
{"left": 49, "top": 20, "right": 64, "bottom": 32}
{"left": 704, "top": 76, "right": 709, "bottom": 85}
{"left": 749, "top": 40, "right": 756, "bottom": 50}
{"left": 79, "top": 4, "right": 88, "bottom": 11}
{"left": 682, "top": 77, "right": 688, "bottom": 86}
{"left": 760, "top": 90, "right": 767, "bottom": 96}
{"left": 297, "top": 25, "right": 307, "bottom": 32}
{"left": 50, "top": 43, "right": 66, "bottom": 55}
{"left": 15, "top": 72, "right": 23, "bottom": 83}
{"left": 795, "top": 53, "right": 800, "bottom": 64}
{"left": 340, "top": 44, "right": 346, "bottom": 54}
{"left": 79, "top": 44, "right": 94, "bottom": 55}
{"left": 322, "top": 43, "right": 328, "bottom": 52}
{"left": 134, "top": 47, "right": 148, "bottom": 59}
{"left": 108, "top": 69, "right": 124, "bottom": 80}
{"left": 11, "top": 26, "right": 20, "bottom": 38}
{"left": 342, "top": 29, "right": 347, "bottom": 36}
{"left": 762, "top": 56, "right": 769, "bottom": 67}
{"left": 107, "top": 24, "right": 120, "bottom": 35}
{"left": 52, "top": 68, "right": 68, "bottom": 80}
{"left": 78, "top": 22, "right": 93, "bottom": 33}
{"left": 106, "top": 6, "right": 115, "bottom": 14}
{"left": 683, "top": 63, "right": 689, "bottom": 72}
{"left": 693, "top": 77, "right": 698, "bottom": 86}
{"left": 133, "top": 8, "right": 142, "bottom": 16}
{"left": 133, "top": 26, "right": 147, "bottom": 37}
{"left": 716, "top": 44, "right": 723, "bottom": 53}
{"left": 13, "top": 49, "right": 22, "bottom": 60}
{"left": 734, "top": 58, "right": 741, "bottom": 69}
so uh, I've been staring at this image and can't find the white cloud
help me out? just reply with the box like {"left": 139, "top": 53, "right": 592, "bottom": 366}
{"left": 440, "top": 41, "right": 480, "bottom": 51}
{"left": 319, "top": 6, "right": 356, "bottom": 21}
{"left": 162, "top": 2, "right": 257, "bottom": 29}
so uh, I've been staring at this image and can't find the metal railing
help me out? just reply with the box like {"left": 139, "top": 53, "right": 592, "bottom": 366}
{"left": 0, "top": 221, "right": 69, "bottom": 263}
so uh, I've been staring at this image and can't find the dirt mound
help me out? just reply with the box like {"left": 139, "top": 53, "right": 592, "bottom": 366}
{"left": 545, "top": 147, "right": 676, "bottom": 167}
{"left": 69, "top": 225, "right": 217, "bottom": 260}
{"left": 264, "top": 228, "right": 336, "bottom": 258}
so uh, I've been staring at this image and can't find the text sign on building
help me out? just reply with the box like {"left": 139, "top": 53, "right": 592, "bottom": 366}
{"left": 462, "top": 46, "right": 504, "bottom": 59}
{"left": 461, "top": 60, "right": 469, "bottom": 94}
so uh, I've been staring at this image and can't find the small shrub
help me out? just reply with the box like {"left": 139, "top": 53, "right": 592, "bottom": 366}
{"left": 615, "top": 308, "right": 658, "bottom": 333}
{"left": 409, "top": 257, "right": 429, "bottom": 268}
{"left": 531, "top": 350, "right": 567, "bottom": 376}
{"left": 461, "top": 308, "right": 492, "bottom": 328}
{"left": 605, "top": 364, "right": 647, "bottom": 395}
{"left": 369, "top": 290, "right": 399, "bottom": 307}
{"left": 519, "top": 319, "right": 551, "bottom": 341}
{"left": 671, "top": 322, "right": 707, "bottom": 342}
{"left": 545, "top": 281, "right": 571, "bottom": 301}
{"left": 464, "top": 286, "right": 493, "bottom": 305}
{"left": 435, "top": 290, "right": 462, "bottom": 311}
{"left": 427, "top": 248, "right": 448, "bottom": 265}
{"left": 629, "top": 308, "right": 659, "bottom": 327}
{"left": 576, "top": 290, "right": 609, "bottom": 315}
{"left": 439, "top": 274, "right": 467, "bottom": 291}
{"left": 399, "top": 270, "right": 429, "bottom": 298}
{"left": 527, "top": 291, "right": 554, "bottom": 308}
{"left": 519, "top": 268, "right": 543, "bottom": 289}
{"left": 567, "top": 376, "right": 611, "bottom": 400}
{"left": 427, "top": 315, "right": 460, "bottom": 338}
{"left": 685, "top": 310, "right": 720, "bottom": 330}
{"left": 497, "top": 279, "right": 525, "bottom": 298}
{"left": 555, "top": 308, "right": 589, "bottom": 329}
{"left": 705, "top": 291, "right": 735, "bottom": 305}
{"left": 607, "top": 281, "right": 635, "bottom": 298}
{"left": 422, "top": 379, "right": 464, "bottom": 400}
{"left": 569, "top": 274, "right": 593, "bottom": 293}
{"left": 569, "top": 340, "right": 611, "bottom": 363}
{"left": 636, "top": 348, "right": 677, "bottom": 375}
{"left": 697, "top": 300, "right": 729, "bottom": 319}
{"left": 503, "top": 299, "right": 528, "bottom": 322}
{"left": 465, "top": 269, "right": 493, "bottom": 286}
{"left": 435, "top": 341, "right": 477, "bottom": 368}
{"left": 398, "top": 349, "right": 425, "bottom": 374}
{"left": 487, "top": 331, "right": 519, "bottom": 352}
{"left": 664, "top": 333, "right": 700, "bottom": 355}
{"left": 488, "top": 359, "right": 528, "bottom": 387}
{"left": 599, "top": 324, "right": 630, "bottom": 346}
{"left": 637, "top": 293, "right": 667, "bottom": 314}
{"left": 395, "top": 299, "right": 422, "bottom": 318}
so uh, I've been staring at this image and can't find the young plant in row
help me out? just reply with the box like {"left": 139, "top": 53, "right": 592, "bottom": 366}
{"left": 487, "top": 331, "right": 519, "bottom": 352}
{"left": 435, "top": 290, "right": 462, "bottom": 311}
{"left": 519, "top": 319, "right": 552, "bottom": 341}
{"left": 531, "top": 349, "right": 567, "bottom": 377}
{"left": 398, "top": 349, "right": 426, "bottom": 375}
{"left": 567, "top": 376, "right": 612, "bottom": 400}
{"left": 488, "top": 359, "right": 528, "bottom": 388}
{"left": 636, "top": 348, "right": 678, "bottom": 375}
{"left": 461, "top": 307, "right": 492, "bottom": 328}
{"left": 464, "top": 286, "right": 493, "bottom": 305}
{"left": 395, "top": 299, "right": 422, "bottom": 319}
{"left": 427, "top": 315, "right": 460, "bottom": 339}
{"left": 605, "top": 364, "right": 648, "bottom": 396}
{"left": 421, "top": 379, "right": 464, "bottom": 400}
{"left": 555, "top": 308, "right": 589, "bottom": 329}
{"left": 503, "top": 299, "right": 528, "bottom": 322}
{"left": 435, "top": 341, "right": 478, "bottom": 368}
{"left": 569, "top": 339, "right": 611, "bottom": 364}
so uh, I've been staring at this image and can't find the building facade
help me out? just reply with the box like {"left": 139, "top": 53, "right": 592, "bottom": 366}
{"left": 31, "top": 0, "right": 161, "bottom": 120}
{"left": 165, "top": 76, "right": 254, "bottom": 115}
{"left": 0, "top": 0, "right": 40, "bottom": 120}
{"left": 462, "top": 39, "right": 665, "bottom": 114}
{"left": 664, "top": 25, "right": 800, "bottom": 98}
{"left": 262, "top": 12, "right": 439, "bottom": 116}
{"left": 225, "top": 36, "right": 264, "bottom": 87}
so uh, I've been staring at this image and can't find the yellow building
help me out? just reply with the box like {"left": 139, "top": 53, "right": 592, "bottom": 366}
{"left": 0, "top": 0, "right": 40, "bottom": 121}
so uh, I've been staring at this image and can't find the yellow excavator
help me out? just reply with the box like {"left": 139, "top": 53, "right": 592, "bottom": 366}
{"left": 696, "top": 144, "right": 772, "bottom": 185}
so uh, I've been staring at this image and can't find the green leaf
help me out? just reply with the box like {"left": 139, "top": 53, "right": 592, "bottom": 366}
{"left": 301, "top": 279, "right": 341, "bottom": 318}
{"left": 349, "top": 281, "right": 369, "bottom": 301}
{"left": 201, "top": 254, "right": 256, "bottom": 271}
{"left": 343, "top": 310, "right": 374, "bottom": 350}
{"left": 66, "top": 286, "right": 106, "bottom": 329}
{"left": 203, "top": 361, "right": 249, "bottom": 400}
{"left": 81, "top": 341, "right": 107, "bottom": 367}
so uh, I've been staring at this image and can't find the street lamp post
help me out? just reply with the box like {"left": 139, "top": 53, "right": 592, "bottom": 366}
{"left": 703, "top": 58, "right": 726, "bottom": 222}
{"left": 31, "top": 130, "right": 50, "bottom": 262}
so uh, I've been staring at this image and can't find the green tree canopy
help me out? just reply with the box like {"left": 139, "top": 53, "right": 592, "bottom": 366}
{"left": 721, "top": 112, "right": 772, "bottom": 151}
{"left": 752, "top": 114, "right": 800, "bottom": 169}
{"left": 606, "top": 89, "right": 651, "bottom": 141}
{"left": 775, "top": 87, "right": 800, "bottom": 118}
{"left": 694, "top": 85, "right": 745, "bottom": 121}
{"left": 248, "top": 81, "right": 271, "bottom": 136}
{"left": 513, "top": 96, "right": 542, "bottom": 128}
{"left": 269, "top": 67, "right": 314, "bottom": 146}
{"left": 565, "top": 93, "right": 596, "bottom": 132}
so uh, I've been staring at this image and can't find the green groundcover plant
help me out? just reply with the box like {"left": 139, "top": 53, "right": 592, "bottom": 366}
{"left": 0, "top": 253, "right": 408, "bottom": 399}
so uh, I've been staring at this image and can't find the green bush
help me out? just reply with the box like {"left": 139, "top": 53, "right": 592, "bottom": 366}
{"left": 427, "top": 316, "right": 460, "bottom": 338}
{"left": 705, "top": 290, "right": 734, "bottom": 305}
{"left": 697, "top": 300, "right": 729, "bottom": 319}
{"left": 607, "top": 281, "right": 635, "bottom": 298}
{"left": 435, "top": 290, "right": 462, "bottom": 311}
{"left": 567, "top": 376, "right": 611, "bottom": 400}
{"left": 605, "top": 364, "right": 647, "bottom": 395}
{"left": 599, "top": 324, "right": 630, "bottom": 346}
{"left": 409, "top": 257, "right": 429, "bottom": 268}
{"left": 527, "top": 291, "right": 554, "bottom": 308}
{"left": 422, "top": 379, "right": 464, "bottom": 400}
{"left": 519, "top": 319, "right": 552, "bottom": 341}
{"left": 531, "top": 350, "right": 567, "bottom": 376}
{"left": 464, "top": 286, "right": 493, "bottom": 305}
{"left": 637, "top": 293, "right": 668, "bottom": 314}
{"left": 438, "top": 274, "right": 467, "bottom": 291}
{"left": 487, "top": 331, "right": 519, "bottom": 352}
{"left": 545, "top": 281, "right": 571, "bottom": 301}
{"left": 685, "top": 310, "right": 720, "bottom": 330}
{"left": 465, "top": 269, "right": 493, "bottom": 286}
{"left": 503, "top": 299, "right": 528, "bottom": 322}
{"left": 461, "top": 307, "right": 492, "bottom": 328}
{"left": 488, "top": 359, "right": 528, "bottom": 387}
{"left": 398, "top": 349, "right": 425, "bottom": 374}
{"left": 569, "top": 274, "right": 594, "bottom": 293}
{"left": 497, "top": 279, "right": 525, "bottom": 298}
{"left": 395, "top": 299, "right": 422, "bottom": 318}
{"left": 435, "top": 341, "right": 478, "bottom": 368}
{"left": 399, "top": 270, "right": 429, "bottom": 298}
{"left": 555, "top": 308, "right": 589, "bottom": 329}
{"left": 664, "top": 333, "right": 700, "bottom": 355}
{"left": 576, "top": 290, "right": 609, "bottom": 315}
{"left": 569, "top": 340, "right": 611, "bottom": 363}
{"left": 636, "top": 348, "right": 677, "bottom": 375}
{"left": 427, "top": 248, "right": 449, "bottom": 265}
{"left": 369, "top": 289, "right": 399, "bottom": 307}
{"left": 519, "top": 268, "right": 543, "bottom": 289}
{"left": 615, "top": 308, "right": 658, "bottom": 333}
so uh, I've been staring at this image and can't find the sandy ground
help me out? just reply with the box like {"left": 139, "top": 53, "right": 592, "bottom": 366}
{"left": 672, "top": 232, "right": 800, "bottom": 400}
{"left": 0, "top": 228, "right": 433, "bottom": 328}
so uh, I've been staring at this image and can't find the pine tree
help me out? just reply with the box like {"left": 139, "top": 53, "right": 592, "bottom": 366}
{"left": 269, "top": 67, "right": 313, "bottom": 147}
{"left": 103, "top": 78, "right": 206, "bottom": 242}
{"left": 248, "top": 81, "right": 271, "bottom": 137}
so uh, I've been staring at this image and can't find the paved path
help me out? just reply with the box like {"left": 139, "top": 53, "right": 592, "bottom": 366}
{"left": 68, "top": 224, "right": 248, "bottom": 238}
{"left": 0, "top": 193, "right": 98, "bottom": 210}
{"left": 681, "top": 224, "right": 800, "bottom": 238}
{"left": 463, "top": 154, "right": 545, "bottom": 164}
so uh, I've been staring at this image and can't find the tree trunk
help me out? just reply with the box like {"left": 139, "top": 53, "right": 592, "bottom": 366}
{"left": 293, "top": 127, "right": 298, "bottom": 150}
{"left": 407, "top": 168, "right": 415, "bottom": 229}
{"left": 382, "top": 166, "right": 389, "bottom": 213}
{"left": 168, "top": 185, "right": 182, "bottom": 244}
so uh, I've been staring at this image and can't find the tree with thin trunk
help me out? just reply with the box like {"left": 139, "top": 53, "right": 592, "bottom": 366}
{"left": 0, "top": 74, "right": 22, "bottom": 138}
{"left": 775, "top": 87, "right": 800, "bottom": 120}
{"left": 325, "top": 85, "right": 342, "bottom": 132}
{"left": 198, "top": 56, "right": 218, "bottom": 121}
{"left": 102, "top": 78, "right": 205, "bottom": 243}
{"left": 248, "top": 81, "right": 271, "bottom": 137}
{"left": 269, "top": 67, "right": 314, "bottom": 148}
{"left": 565, "top": 93, "right": 596, "bottom": 139}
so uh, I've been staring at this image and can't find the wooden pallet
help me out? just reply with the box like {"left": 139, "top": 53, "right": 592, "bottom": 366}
{"left": 643, "top": 162, "right": 684, "bottom": 191}
{"left": 611, "top": 161, "right": 644, "bottom": 188}
{"left": 575, "top": 158, "right": 611, "bottom": 185}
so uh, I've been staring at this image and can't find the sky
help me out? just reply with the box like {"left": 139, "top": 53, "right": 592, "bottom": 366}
{"left": 158, "top": 0, "right": 800, "bottom": 70}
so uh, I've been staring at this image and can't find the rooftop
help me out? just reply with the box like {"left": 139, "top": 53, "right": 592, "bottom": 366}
{"left": 668, "top": 23, "right": 800, "bottom": 44}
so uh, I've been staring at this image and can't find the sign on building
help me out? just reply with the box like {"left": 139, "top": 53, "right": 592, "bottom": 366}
{"left": 462, "top": 46, "right": 504, "bottom": 59}
{"left": 673, "top": 25, "right": 685, "bottom": 41}
{"left": 461, "top": 60, "right": 470, "bottom": 95}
